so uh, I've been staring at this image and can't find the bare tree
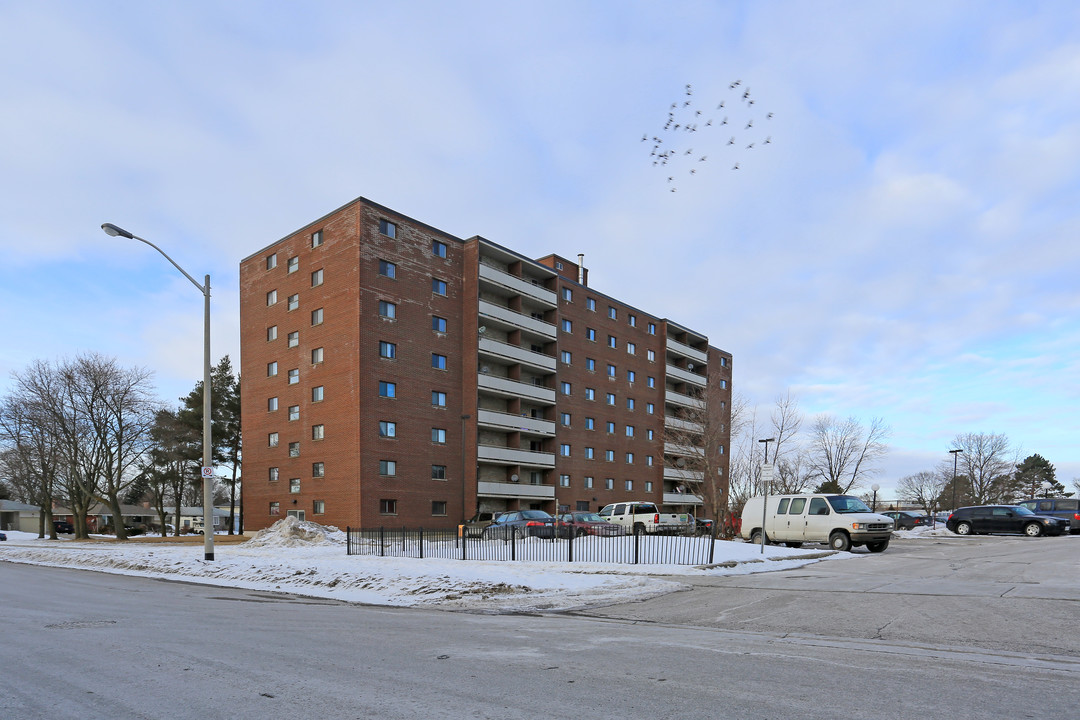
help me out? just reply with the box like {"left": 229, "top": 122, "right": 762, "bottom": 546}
{"left": 896, "top": 471, "right": 947, "bottom": 515}
{"left": 662, "top": 380, "right": 731, "bottom": 530}
{"left": 805, "top": 415, "right": 890, "bottom": 493}
{"left": 952, "top": 432, "right": 1016, "bottom": 505}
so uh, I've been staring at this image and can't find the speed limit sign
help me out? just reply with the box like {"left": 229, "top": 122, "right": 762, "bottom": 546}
{"left": 201, "top": 467, "right": 214, "bottom": 478}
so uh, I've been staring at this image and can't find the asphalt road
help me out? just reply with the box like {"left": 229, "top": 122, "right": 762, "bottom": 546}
{"left": 3, "top": 534, "right": 1078, "bottom": 719}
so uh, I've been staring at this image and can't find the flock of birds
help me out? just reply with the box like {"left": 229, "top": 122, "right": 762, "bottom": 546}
{"left": 643, "top": 81, "right": 774, "bottom": 192}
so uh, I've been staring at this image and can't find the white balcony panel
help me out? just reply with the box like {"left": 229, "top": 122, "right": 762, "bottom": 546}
{"left": 665, "top": 390, "right": 696, "bottom": 408}
{"left": 663, "top": 467, "right": 705, "bottom": 483}
{"left": 479, "top": 337, "right": 556, "bottom": 372}
{"left": 477, "top": 481, "right": 556, "bottom": 499}
{"left": 477, "top": 409, "right": 556, "bottom": 436}
{"left": 664, "top": 442, "right": 702, "bottom": 457}
{"left": 479, "top": 264, "right": 558, "bottom": 307}
{"left": 665, "top": 364, "right": 706, "bottom": 387}
{"left": 479, "top": 300, "right": 557, "bottom": 338}
{"left": 666, "top": 338, "right": 708, "bottom": 364}
{"left": 664, "top": 415, "right": 704, "bottom": 433}
{"left": 478, "top": 374, "right": 556, "bottom": 404}
{"left": 477, "top": 445, "right": 556, "bottom": 468}
{"left": 663, "top": 492, "right": 704, "bottom": 506}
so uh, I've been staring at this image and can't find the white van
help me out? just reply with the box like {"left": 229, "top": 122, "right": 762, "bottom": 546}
{"left": 740, "top": 494, "right": 894, "bottom": 552}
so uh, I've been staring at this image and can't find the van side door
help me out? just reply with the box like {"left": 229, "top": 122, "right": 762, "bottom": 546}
{"left": 785, "top": 497, "right": 807, "bottom": 540}
{"left": 768, "top": 497, "right": 792, "bottom": 540}
{"left": 802, "top": 496, "right": 832, "bottom": 541}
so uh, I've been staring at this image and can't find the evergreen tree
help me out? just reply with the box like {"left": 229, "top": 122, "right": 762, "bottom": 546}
{"left": 1014, "top": 454, "right": 1063, "bottom": 498}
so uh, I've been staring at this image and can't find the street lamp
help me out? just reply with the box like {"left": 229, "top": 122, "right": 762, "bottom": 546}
{"left": 758, "top": 438, "right": 775, "bottom": 554}
{"left": 871, "top": 483, "right": 880, "bottom": 513}
{"left": 949, "top": 448, "right": 963, "bottom": 513}
{"left": 101, "top": 223, "right": 215, "bottom": 561}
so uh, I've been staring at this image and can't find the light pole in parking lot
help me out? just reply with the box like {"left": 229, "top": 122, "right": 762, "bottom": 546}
{"left": 758, "top": 438, "right": 775, "bottom": 554}
{"left": 871, "top": 483, "right": 880, "bottom": 512}
{"left": 949, "top": 448, "right": 964, "bottom": 512}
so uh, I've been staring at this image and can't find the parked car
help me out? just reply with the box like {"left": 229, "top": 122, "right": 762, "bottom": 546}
{"left": 687, "top": 515, "right": 715, "bottom": 536}
{"left": 598, "top": 501, "right": 693, "bottom": 535}
{"left": 464, "top": 511, "right": 499, "bottom": 538}
{"left": 946, "top": 505, "right": 1069, "bottom": 537}
{"left": 1016, "top": 498, "right": 1080, "bottom": 534}
{"left": 482, "top": 510, "right": 556, "bottom": 539}
{"left": 52, "top": 520, "right": 74, "bottom": 534}
{"left": 555, "top": 512, "right": 626, "bottom": 538}
{"left": 0, "top": 531, "right": 6, "bottom": 541}
{"left": 880, "top": 511, "right": 930, "bottom": 530}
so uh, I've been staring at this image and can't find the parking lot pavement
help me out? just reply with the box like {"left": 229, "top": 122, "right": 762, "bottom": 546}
{"left": 575, "top": 533, "right": 1080, "bottom": 658}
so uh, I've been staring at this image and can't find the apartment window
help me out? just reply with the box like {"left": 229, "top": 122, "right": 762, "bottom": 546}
{"left": 379, "top": 499, "right": 397, "bottom": 514}
{"left": 313, "top": 500, "right": 325, "bottom": 515}
{"left": 378, "top": 259, "right": 396, "bottom": 278}
{"left": 312, "top": 385, "right": 324, "bottom": 402}
{"left": 289, "top": 442, "right": 300, "bottom": 457}
{"left": 720, "top": 356, "right": 728, "bottom": 367}
{"left": 311, "top": 268, "right": 323, "bottom": 287}
{"left": 647, "top": 429, "right": 654, "bottom": 440}
{"left": 585, "top": 476, "right": 594, "bottom": 489}
{"left": 561, "top": 287, "right": 572, "bottom": 302}
{"left": 607, "top": 364, "right": 616, "bottom": 377}
{"left": 626, "top": 453, "right": 634, "bottom": 464}
{"left": 608, "top": 306, "right": 617, "bottom": 320}
{"left": 560, "top": 412, "right": 571, "bottom": 426}
{"left": 605, "top": 478, "right": 614, "bottom": 490}
{"left": 266, "top": 289, "right": 277, "bottom": 306}
{"left": 585, "top": 417, "right": 595, "bottom": 430}
{"left": 605, "top": 450, "right": 614, "bottom": 461}
{"left": 432, "top": 391, "right": 447, "bottom": 407}
{"left": 432, "top": 316, "right": 447, "bottom": 332}
{"left": 585, "top": 388, "right": 595, "bottom": 401}
{"left": 555, "top": 261, "right": 563, "bottom": 269}
{"left": 379, "top": 341, "right": 397, "bottom": 359}
{"left": 379, "top": 300, "right": 396, "bottom": 319}
{"left": 720, "top": 379, "right": 728, "bottom": 389}
{"left": 561, "top": 319, "right": 572, "bottom": 332}
{"left": 288, "top": 368, "right": 299, "bottom": 384}
{"left": 379, "top": 421, "right": 396, "bottom": 438}
{"left": 584, "top": 358, "right": 595, "bottom": 373}
{"left": 648, "top": 322, "right": 656, "bottom": 335}
{"left": 628, "top": 314, "right": 637, "bottom": 327}
{"left": 606, "top": 392, "right": 615, "bottom": 406}
{"left": 379, "top": 219, "right": 397, "bottom": 238}
{"left": 312, "top": 462, "right": 324, "bottom": 478}
{"left": 312, "top": 424, "right": 324, "bottom": 441}
{"left": 560, "top": 444, "right": 571, "bottom": 457}
{"left": 586, "top": 298, "right": 596, "bottom": 311}
{"left": 432, "top": 278, "right": 447, "bottom": 295}
{"left": 432, "top": 353, "right": 447, "bottom": 370}
{"left": 627, "top": 342, "right": 636, "bottom": 355}
{"left": 288, "top": 405, "right": 299, "bottom": 421}
{"left": 269, "top": 467, "right": 279, "bottom": 482}
{"left": 718, "top": 444, "right": 725, "bottom": 455}
{"left": 288, "top": 331, "right": 299, "bottom": 348}
{"left": 646, "top": 455, "right": 654, "bottom": 467}
{"left": 270, "top": 502, "right": 280, "bottom": 516}
{"left": 560, "top": 350, "right": 572, "bottom": 364}
{"left": 379, "top": 460, "right": 397, "bottom": 476}
{"left": 267, "top": 361, "right": 278, "bottom": 377}
{"left": 379, "top": 381, "right": 396, "bottom": 398}
{"left": 608, "top": 335, "right": 617, "bottom": 349}
{"left": 311, "top": 347, "right": 324, "bottom": 364}
{"left": 290, "top": 478, "right": 301, "bottom": 494}
{"left": 586, "top": 328, "right": 596, "bottom": 342}
{"left": 627, "top": 398, "right": 635, "bottom": 410}
{"left": 627, "top": 370, "right": 636, "bottom": 383}
{"left": 267, "top": 397, "right": 278, "bottom": 412}
{"left": 266, "top": 253, "right": 277, "bottom": 270}
{"left": 287, "top": 293, "right": 299, "bottom": 311}
{"left": 585, "top": 447, "right": 595, "bottom": 459}
{"left": 311, "top": 230, "right": 323, "bottom": 248}
{"left": 626, "top": 425, "right": 635, "bottom": 437}
{"left": 430, "top": 239, "right": 448, "bottom": 258}
{"left": 561, "top": 381, "right": 572, "bottom": 395}
{"left": 606, "top": 421, "right": 615, "bottom": 433}
{"left": 647, "top": 376, "right": 656, "bottom": 388}
{"left": 646, "top": 402, "right": 655, "bottom": 414}
{"left": 287, "top": 256, "right": 299, "bottom": 274}
{"left": 432, "top": 501, "right": 447, "bottom": 516}
{"left": 625, "top": 479, "right": 633, "bottom": 490}
{"left": 647, "top": 349, "right": 656, "bottom": 362}
{"left": 432, "top": 428, "right": 447, "bottom": 444}
{"left": 311, "top": 308, "right": 323, "bottom": 325}
{"left": 560, "top": 474, "right": 571, "bottom": 488}
{"left": 267, "top": 325, "right": 278, "bottom": 341}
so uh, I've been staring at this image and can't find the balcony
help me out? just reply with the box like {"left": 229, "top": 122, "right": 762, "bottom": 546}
{"left": 479, "top": 337, "right": 556, "bottom": 372}
{"left": 664, "top": 442, "right": 702, "bottom": 457}
{"left": 477, "top": 445, "right": 556, "bottom": 468}
{"left": 665, "top": 363, "right": 706, "bottom": 387}
{"left": 663, "top": 492, "right": 704, "bottom": 506}
{"left": 665, "top": 389, "right": 699, "bottom": 409}
{"left": 477, "top": 481, "right": 556, "bottom": 500}
{"left": 664, "top": 415, "right": 704, "bottom": 434}
{"left": 666, "top": 338, "right": 708, "bottom": 365}
{"left": 663, "top": 467, "right": 705, "bottom": 483}
{"left": 479, "top": 300, "right": 557, "bottom": 339}
{"left": 477, "top": 409, "right": 556, "bottom": 437}
{"left": 478, "top": 374, "right": 557, "bottom": 404}
{"left": 478, "top": 263, "right": 557, "bottom": 307}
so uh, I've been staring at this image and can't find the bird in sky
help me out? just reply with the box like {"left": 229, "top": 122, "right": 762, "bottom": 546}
{"left": 732, "top": 163, "right": 740, "bottom": 170}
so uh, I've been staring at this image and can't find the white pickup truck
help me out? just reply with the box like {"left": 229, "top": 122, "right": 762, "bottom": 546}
{"left": 598, "top": 501, "right": 693, "bottom": 535}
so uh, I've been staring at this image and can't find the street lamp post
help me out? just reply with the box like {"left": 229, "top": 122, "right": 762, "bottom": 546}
{"left": 101, "top": 223, "right": 215, "bottom": 561}
{"left": 871, "top": 483, "right": 880, "bottom": 513}
{"left": 949, "top": 448, "right": 963, "bottom": 513}
{"left": 758, "top": 438, "right": 775, "bottom": 554}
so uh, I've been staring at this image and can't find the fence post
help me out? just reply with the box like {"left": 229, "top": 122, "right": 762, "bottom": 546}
{"left": 462, "top": 528, "right": 467, "bottom": 561}
{"left": 708, "top": 527, "right": 715, "bottom": 564}
{"left": 511, "top": 527, "right": 517, "bottom": 561}
{"left": 568, "top": 528, "right": 573, "bottom": 563}
{"left": 419, "top": 527, "right": 424, "bottom": 559}
{"left": 379, "top": 526, "right": 385, "bottom": 557}
{"left": 633, "top": 525, "right": 640, "bottom": 565}
{"left": 346, "top": 526, "right": 351, "bottom": 555}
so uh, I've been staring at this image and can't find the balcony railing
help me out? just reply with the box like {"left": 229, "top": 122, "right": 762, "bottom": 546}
{"left": 479, "top": 300, "right": 557, "bottom": 338}
{"left": 476, "top": 481, "right": 556, "bottom": 499}
{"left": 664, "top": 442, "right": 702, "bottom": 457}
{"left": 664, "top": 415, "right": 704, "bottom": 434}
{"left": 478, "top": 264, "right": 557, "bottom": 307}
{"left": 665, "top": 363, "right": 706, "bottom": 387}
{"left": 479, "top": 337, "right": 556, "bottom": 372}
{"left": 477, "top": 445, "right": 556, "bottom": 468}
{"left": 477, "top": 409, "right": 556, "bottom": 436}
{"left": 665, "top": 389, "right": 699, "bottom": 409}
{"left": 663, "top": 467, "right": 705, "bottom": 483}
{"left": 478, "top": 374, "right": 557, "bottom": 404}
{"left": 663, "top": 492, "right": 704, "bottom": 505}
{"left": 666, "top": 338, "right": 708, "bottom": 364}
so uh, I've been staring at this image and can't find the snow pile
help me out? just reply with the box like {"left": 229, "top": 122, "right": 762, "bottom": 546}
{"left": 243, "top": 516, "right": 346, "bottom": 548}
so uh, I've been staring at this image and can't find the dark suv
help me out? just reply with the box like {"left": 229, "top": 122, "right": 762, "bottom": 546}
{"left": 946, "top": 505, "right": 1069, "bottom": 537}
{"left": 1016, "top": 498, "right": 1080, "bottom": 534}
{"left": 52, "top": 520, "right": 74, "bottom": 534}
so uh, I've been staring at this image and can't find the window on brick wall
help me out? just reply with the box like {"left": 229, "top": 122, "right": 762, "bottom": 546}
{"left": 379, "top": 460, "right": 396, "bottom": 476}
{"left": 267, "top": 361, "right": 277, "bottom": 377}
{"left": 267, "top": 397, "right": 278, "bottom": 412}
{"left": 378, "top": 259, "right": 396, "bottom": 278}
{"left": 270, "top": 502, "right": 280, "bottom": 516}
{"left": 312, "top": 462, "right": 324, "bottom": 478}
{"left": 312, "top": 385, "right": 324, "bottom": 402}
{"left": 266, "top": 253, "right": 277, "bottom": 270}
{"left": 288, "top": 331, "right": 299, "bottom": 348}
{"left": 269, "top": 467, "right": 279, "bottom": 482}
{"left": 287, "top": 293, "right": 299, "bottom": 311}
{"left": 313, "top": 500, "right": 325, "bottom": 514}
{"left": 432, "top": 465, "right": 447, "bottom": 480}
{"left": 379, "top": 421, "right": 396, "bottom": 437}
{"left": 432, "top": 315, "right": 447, "bottom": 332}
{"left": 266, "top": 290, "right": 277, "bottom": 306}
{"left": 431, "top": 428, "right": 447, "bottom": 444}
{"left": 432, "top": 240, "right": 447, "bottom": 258}
{"left": 288, "top": 405, "right": 299, "bottom": 421}
{"left": 379, "top": 300, "right": 396, "bottom": 319}
{"left": 432, "top": 278, "right": 447, "bottom": 296}
{"left": 267, "top": 325, "right": 277, "bottom": 341}
{"left": 431, "top": 391, "right": 446, "bottom": 407}
{"left": 312, "top": 424, "right": 324, "bottom": 441}
{"left": 289, "top": 442, "right": 300, "bottom": 457}
{"left": 311, "top": 268, "right": 323, "bottom": 287}
{"left": 311, "top": 230, "right": 323, "bottom": 248}
{"left": 268, "top": 432, "right": 279, "bottom": 447}
{"left": 379, "top": 341, "right": 396, "bottom": 359}
{"left": 379, "top": 499, "right": 397, "bottom": 514}
{"left": 432, "top": 353, "right": 447, "bottom": 370}
{"left": 432, "top": 501, "right": 447, "bottom": 516}
{"left": 311, "top": 347, "right": 323, "bottom": 364}
{"left": 379, "top": 381, "right": 396, "bottom": 398}
{"left": 311, "top": 308, "right": 323, "bottom": 325}
{"left": 287, "top": 256, "right": 298, "bottom": 274}
{"left": 379, "top": 220, "right": 397, "bottom": 238}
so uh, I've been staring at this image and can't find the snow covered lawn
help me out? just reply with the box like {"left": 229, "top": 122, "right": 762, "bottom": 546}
{"left": 0, "top": 518, "right": 914, "bottom": 612}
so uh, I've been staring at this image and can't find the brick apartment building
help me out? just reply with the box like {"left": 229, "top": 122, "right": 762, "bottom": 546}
{"left": 239, "top": 197, "right": 732, "bottom": 531}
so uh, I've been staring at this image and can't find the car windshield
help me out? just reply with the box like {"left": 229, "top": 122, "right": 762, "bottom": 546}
{"left": 827, "top": 495, "right": 873, "bottom": 514}
{"left": 573, "top": 513, "right": 604, "bottom": 522}
{"left": 1012, "top": 505, "right": 1035, "bottom": 516}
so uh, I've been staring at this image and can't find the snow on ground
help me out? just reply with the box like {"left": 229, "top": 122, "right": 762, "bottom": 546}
{"left": 0, "top": 518, "right": 945, "bottom": 612}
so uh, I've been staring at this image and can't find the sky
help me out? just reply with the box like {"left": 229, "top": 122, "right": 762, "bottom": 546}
{"left": 2, "top": 1, "right": 1078, "bottom": 495}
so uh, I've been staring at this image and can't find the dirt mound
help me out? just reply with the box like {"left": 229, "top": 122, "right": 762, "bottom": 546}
{"left": 243, "top": 517, "right": 346, "bottom": 548}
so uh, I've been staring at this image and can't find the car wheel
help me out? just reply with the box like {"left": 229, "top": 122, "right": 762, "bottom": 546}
{"left": 955, "top": 521, "right": 973, "bottom": 536}
{"left": 749, "top": 529, "right": 765, "bottom": 545}
{"left": 866, "top": 539, "right": 889, "bottom": 553}
{"left": 1023, "top": 522, "right": 1043, "bottom": 537}
{"left": 829, "top": 531, "right": 851, "bottom": 552}
{"left": 633, "top": 523, "right": 646, "bottom": 535}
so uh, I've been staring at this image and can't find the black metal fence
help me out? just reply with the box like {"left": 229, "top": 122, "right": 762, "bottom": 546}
{"left": 346, "top": 526, "right": 719, "bottom": 566}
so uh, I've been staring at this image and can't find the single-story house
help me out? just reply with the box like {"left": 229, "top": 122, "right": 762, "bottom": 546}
{"left": 0, "top": 500, "right": 42, "bottom": 532}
